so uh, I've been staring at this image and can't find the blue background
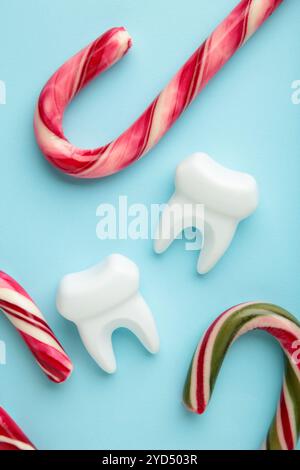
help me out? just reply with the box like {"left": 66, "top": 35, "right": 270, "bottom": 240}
{"left": 0, "top": 0, "right": 299, "bottom": 450}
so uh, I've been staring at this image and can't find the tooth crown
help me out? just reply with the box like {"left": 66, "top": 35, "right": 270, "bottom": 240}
{"left": 175, "top": 153, "right": 259, "bottom": 220}
{"left": 57, "top": 254, "right": 139, "bottom": 321}
{"left": 56, "top": 254, "right": 159, "bottom": 373}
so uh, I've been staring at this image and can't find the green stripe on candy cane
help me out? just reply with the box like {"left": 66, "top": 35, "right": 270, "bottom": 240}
{"left": 183, "top": 362, "right": 193, "bottom": 411}
{"left": 285, "top": 361, "right": 300, "bottom": 439}
{"left": 265, "top": 358, "right": 300, "bottom": 450}
{"left": 210, "top": 303, "right": 298, "bottom": 391}
{"left": 183, "top": 302, "right": 300, "bottom": 450}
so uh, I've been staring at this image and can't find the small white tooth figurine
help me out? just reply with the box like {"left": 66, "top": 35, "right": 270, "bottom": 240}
{"left": 154, "top": 153, "right": 259, "bottom": 274}
{"left": 56, "top": 254, "right": 160, "bottom": 373}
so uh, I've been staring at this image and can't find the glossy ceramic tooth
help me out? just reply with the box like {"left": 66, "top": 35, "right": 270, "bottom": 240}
{"left": 56, "top": 254, "right": 159, "bottom": 374}
{"left": 154, "top": 153, "right": 259, "bottom": 274}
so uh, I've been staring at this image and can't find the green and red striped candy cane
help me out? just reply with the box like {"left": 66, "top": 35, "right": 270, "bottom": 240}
{"left": 183, "top": 302, "right": 300, "bottom": 450}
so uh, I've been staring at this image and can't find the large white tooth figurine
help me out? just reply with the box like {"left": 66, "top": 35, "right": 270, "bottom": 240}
{"left": 56, "top": 254, "right": 160, "bottom": 373}
{"left": 154, "top": 153, "right": 259, "bottom": 274}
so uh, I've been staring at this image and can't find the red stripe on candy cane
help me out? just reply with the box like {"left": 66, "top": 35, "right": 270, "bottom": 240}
{"left": 183, "top": 303, "right": 300, "bottom": 450}
{"left": 0, "top": 408, "right": 36, "bottom": 451}
{"left": 0, "top": 272, "right": 73, "bottom": 383}
{"left": 280, "top": 392, "right": 294, "bottom": 450}
{"left": 34, "top": 0, "right": 284, "bottom": 179}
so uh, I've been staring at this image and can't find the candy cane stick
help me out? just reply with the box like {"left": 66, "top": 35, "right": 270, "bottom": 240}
{"left": 183, "top": 303, "right": 300, "bottom": 450}
{"left": 0, "top": 408, "right": 36, "bottom": 451}
{"left": 0, "top": 272, "right": 73, "bottom": 383}
{"left": 34, "top": 0, "right": 284, "bottom": 179}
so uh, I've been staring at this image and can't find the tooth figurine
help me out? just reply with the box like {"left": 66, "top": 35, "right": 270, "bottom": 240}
{"left": 154, "top": 153, "right": 259, "bottom": 274}
{"left": 56, "top": 254, "right": 160, "bottom": 373}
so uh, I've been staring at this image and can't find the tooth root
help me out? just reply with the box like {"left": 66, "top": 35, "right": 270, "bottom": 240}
{"left": 123, "top": 295, "right": 160, "bottom": 354}
{"left": 155, "top": 153, "right": 259, "bottom": 274}
{"left": 77, "top": 294, "right": 159, "bottom": 374}
{"left": 78, "top": 322, "right": 117, "bottom": 374}
{"left": 154, "top": 193, "right": 204, "bottom": 254}
{"left": 56, "top": 254, "right": 159, "bottom": 373}
{"left": 197, "top": 213, "right": 238, "bottom": 274}
{"left": 154, "top": 194, "right": 185, "bottom": 254}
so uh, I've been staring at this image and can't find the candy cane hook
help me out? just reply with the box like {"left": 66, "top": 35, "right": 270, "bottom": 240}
{"left": 183, "top": 303, "right": 300, "bottom": 450}
{"left": 0, "top": 408, "right": 36, "bottom": 451}
{"left": 0, "top": 272, "right": 73, "bottom": 383}
{"left": 34, "top": 0, "right": 284, "bottom": 179}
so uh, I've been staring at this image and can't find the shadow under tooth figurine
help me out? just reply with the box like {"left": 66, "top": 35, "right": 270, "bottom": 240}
{"left": 154, "top": 153, "right": 259, "bottom": 274}
{"left": 56, "top": 254, "right": 160, "bottom": 374}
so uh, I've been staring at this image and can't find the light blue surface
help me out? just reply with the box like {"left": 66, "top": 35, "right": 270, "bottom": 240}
{"left": 0, "top": 0, "right": 299, "bottom": 450}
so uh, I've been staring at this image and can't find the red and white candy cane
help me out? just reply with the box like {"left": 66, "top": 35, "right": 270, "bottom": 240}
{"left": 0, "top": 271, "right": 73, "bottom": 383}
{"left": 34, "top": 0, "right": 284, "bottom": 179}
{"left": 183, "top": 303, "right": 300, "bottom": 450}
{"left": 0, "top": 408, "right": 36, "bottom": 451}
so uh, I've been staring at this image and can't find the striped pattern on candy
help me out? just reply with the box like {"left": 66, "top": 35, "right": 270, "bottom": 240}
{"left": 0, "top": 407, "right": 36, "bottom": 451}
{"left": 0, "top": 271, "right": 73, "bottom": 383}
{"left": 183, "top": 303, "right": 300, "bottom": 450}
{"left": 34, "top": 0, "right": 284, "bottom": 179}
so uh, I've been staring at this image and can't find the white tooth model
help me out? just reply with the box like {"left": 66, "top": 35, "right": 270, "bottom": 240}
{"left": 154, "top": 153, "right": 259, "bottom": 274}
{"left": 56, "top": 254, "right": 160, "bottom": 374}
